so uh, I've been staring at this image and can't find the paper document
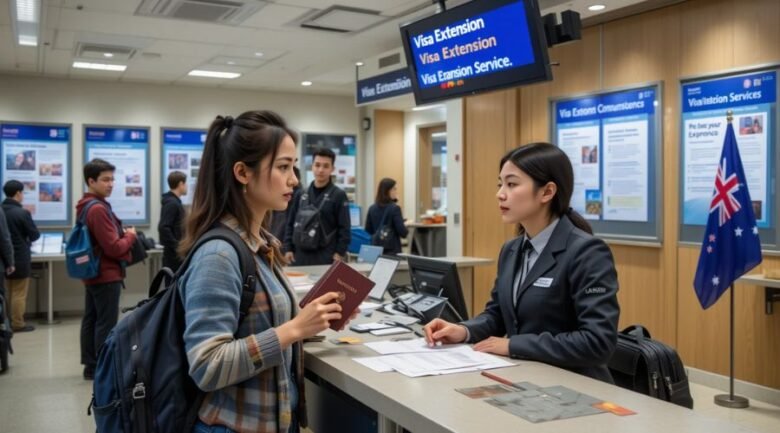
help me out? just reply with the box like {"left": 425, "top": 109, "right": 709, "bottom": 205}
{"left": 353, "top": 344, "right": 513, "bottom": 377}
{"left": 365, "top": 338, "right": 464, "bottom": 355}
{"left": 353, "top": 356, "right": 394, "bottom": 373}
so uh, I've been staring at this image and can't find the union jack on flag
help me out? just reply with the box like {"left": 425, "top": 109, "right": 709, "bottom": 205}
{"left": 710, "top": 157, "right": 741, "bottom": 226}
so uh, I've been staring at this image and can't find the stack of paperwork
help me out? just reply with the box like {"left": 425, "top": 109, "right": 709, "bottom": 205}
{"left": 353, "top": 338, "right": 513, "bottom": 377}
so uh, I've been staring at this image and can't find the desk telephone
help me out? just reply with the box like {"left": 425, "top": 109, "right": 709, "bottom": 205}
{"left": 385, "top": 285, "right": 447, "bottom": 324}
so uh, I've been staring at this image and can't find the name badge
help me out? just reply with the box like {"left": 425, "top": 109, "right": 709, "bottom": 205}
{"left": 533, "top": 277, "right": 554, "bottom": 288}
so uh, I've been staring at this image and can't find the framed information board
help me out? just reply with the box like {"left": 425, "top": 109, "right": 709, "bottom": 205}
{"left": 161, "top": 127, "right": 205, "bottom": 206}
{"left": 551, "top": 83, "right": 663, "bottom": 244}
{"left": 679, "top": 66, "right": 779, "bottom": 249}
{"left": 84, "top": 125, "right": 150, "bottom": 225}
{"left": 0, "top": 122, "right": 72, "bottom": 226}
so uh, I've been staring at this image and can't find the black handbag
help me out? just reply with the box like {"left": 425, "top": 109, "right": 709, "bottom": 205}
{"left": 608, "top": 325, "right": 694, "bottom": 409}
{"left": 127, "top": 231, "right": 151, "bottom": 266}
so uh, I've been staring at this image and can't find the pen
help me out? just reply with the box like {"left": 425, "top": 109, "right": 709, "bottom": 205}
{"left": 480, "top": 371, "right": 519, "bottom": 389}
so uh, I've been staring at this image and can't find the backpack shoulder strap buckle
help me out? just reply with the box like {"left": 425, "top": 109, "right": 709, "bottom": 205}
{"left": 132, "top": 382, "right": 147, "bottom": 400}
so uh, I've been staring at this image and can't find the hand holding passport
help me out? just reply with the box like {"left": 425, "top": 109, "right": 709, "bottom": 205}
{"left": 298, "top": 261, "right": 376, "bottom": 331}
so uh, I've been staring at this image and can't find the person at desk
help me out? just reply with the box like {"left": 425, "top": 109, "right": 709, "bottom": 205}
{"left": 365, "top": 177, "right": 408, "bottom": 255}
{"left": 424, "top": 143, "right": 620, "bottom": 383}
{"left": 178, "top": 112, "right": 354, "bottom": 433}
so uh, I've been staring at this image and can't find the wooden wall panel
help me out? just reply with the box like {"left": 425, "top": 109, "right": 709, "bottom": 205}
{"left": 601, "top": 6, "right": 681, "bottom": 346}
{"left": 374, "top": 110, "right": 405, "bottom": 209}
{"left": 464, "top": 90, "right": 517, "bottom": 313}
{"left": 462, "top": 0, "right": 780, "bottom": 389}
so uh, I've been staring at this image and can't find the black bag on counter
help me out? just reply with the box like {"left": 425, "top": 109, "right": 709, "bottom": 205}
{"left": 608, "top": 325, "right": 694, "bottom": 409}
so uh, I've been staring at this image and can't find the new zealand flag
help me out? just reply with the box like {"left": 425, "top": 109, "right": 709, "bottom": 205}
{"left": 693, "top": 122, "right": 762, "bottom": 309}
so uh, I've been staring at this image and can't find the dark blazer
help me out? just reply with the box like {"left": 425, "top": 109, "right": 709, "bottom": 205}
{"left": 365, "top": 202, "right": 408, "bottom": 255}
{"left": 2, "top": 199, "right": 39, "bottom": 279}
{"left": 461, "top": 215, "right": 620, "bottom": 383}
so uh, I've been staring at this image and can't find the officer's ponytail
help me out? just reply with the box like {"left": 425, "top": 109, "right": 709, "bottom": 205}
{"left": 500, "top": 143, "right": 593, "bottom": 235}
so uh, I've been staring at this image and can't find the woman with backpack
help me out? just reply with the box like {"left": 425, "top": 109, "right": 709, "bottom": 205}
{"left": 365, "top": 178, "right": 409, "bottom": 255}
{"left": 178, "top": 111, "right": 354, "bottom": 433}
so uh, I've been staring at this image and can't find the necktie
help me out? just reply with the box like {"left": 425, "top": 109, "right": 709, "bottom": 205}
{"left": 513, "top": 239, "right": 534, "bottom": 306}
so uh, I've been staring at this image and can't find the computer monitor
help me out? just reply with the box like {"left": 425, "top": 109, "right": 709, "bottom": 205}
{"left": 406, "top": 255, "right": 469, "bottom": 322}
{"left": 367, "top": 256, "right": 401, "bottom": 301}
{"left": 357, "top": 244, "right": 383, "bottom": 264}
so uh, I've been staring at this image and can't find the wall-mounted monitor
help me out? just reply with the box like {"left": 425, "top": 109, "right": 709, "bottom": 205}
{"left": 400, "top": 0, "right": 551, "bottom": 105}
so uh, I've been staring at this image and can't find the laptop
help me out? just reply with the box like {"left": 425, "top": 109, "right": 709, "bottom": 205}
{"left": 357, "top": 244, "right": 383, "bottom": 264}
{"left": 367, "top": 256, "right": 401, "bottom": 301}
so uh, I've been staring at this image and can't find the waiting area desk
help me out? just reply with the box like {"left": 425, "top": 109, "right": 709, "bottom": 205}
{"left": 303, "top": 310, "right": 756, "bottom": 433}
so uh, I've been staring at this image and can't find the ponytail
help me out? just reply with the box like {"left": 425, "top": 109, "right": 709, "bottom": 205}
{"left": 564, "top": 207, "right": 593, "bottom": 235}
{"left": 178, "top": 111, "right": 297, "bottom": 265}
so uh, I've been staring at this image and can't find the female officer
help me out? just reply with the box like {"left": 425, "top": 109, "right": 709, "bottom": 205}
{"left": 424, "top": 143, "right": 620, "bottom": 383}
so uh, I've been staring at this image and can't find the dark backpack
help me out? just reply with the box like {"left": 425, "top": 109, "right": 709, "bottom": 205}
{"left": 0, "top": 292, "right": 12, "bottom": 374}
{"left": 608, "top": 325, "right": 694, "bottom": 409}
{"left": 292, "top": 185, "right": 335, "bottom": 251}
{"left": 371, "top": 205, "right": 398, "bottom": 252}
{"left": 65, "top": 200, "right": 104, "bottom": 279}
{"left": 89, "top": 225, "right": 259, "bottom": 433}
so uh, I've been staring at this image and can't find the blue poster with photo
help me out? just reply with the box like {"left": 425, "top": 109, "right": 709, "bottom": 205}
{"left": 84, "top": 126, "right": 150, "bottom": 224}
{"left": 1, "top": 123, "right": 72, "bottom": 226}
{"left": 680, "top": 70, "right": 775, "bottom": 230}
{"left": 161, "top": 128, "right": 205, "bottom": 206}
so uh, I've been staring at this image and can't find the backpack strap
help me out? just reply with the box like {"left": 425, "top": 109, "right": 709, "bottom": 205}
{"left": 78, "top": 199, "right": 104, "bottom": 225}
{"left": 303, "top": 183, "right": 335, "bottom": 210}
{"left": 177, "top": 225, "right": 261, "bottom": 432}
{"left": 173, "top": 224, "right": 258, "bottom": 321}
{"left": 378, "top": 204, "right": 393, "bottom": 228}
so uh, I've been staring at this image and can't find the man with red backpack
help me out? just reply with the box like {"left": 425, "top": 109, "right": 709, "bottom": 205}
{"left": 76, "top": 158, "right": 136, "bottom": 380}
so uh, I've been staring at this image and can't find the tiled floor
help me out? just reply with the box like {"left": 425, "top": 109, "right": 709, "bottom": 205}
{"left": 1, "top": 319, "right": 779, "bottom": 433}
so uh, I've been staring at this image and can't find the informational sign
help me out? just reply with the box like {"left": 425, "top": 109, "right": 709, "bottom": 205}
{"left": 681, "top": 70, "right": 775, "bottom": 226}
{"left": 401, "top": 0, "right": 550, "bottom": 104}
{"left": 551, "top": 84, "right": 662, "bottom": 242}
{"left": 356, "top": 68, "right": 413, "bottom": 105}
{"left": 161, "top": 128, "right": 205, "bottom": 206}
{"left": 84, "top": 126, "right": 150, "bottom": 224}
{"left": 302, "top": 133, "right": 357, "bottom": 202}
{"left": 0, "top": 123, "right": 71, "bottom": 226}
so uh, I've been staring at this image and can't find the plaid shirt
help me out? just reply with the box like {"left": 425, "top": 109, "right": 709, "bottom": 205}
{"left": 179, "top": 216, "right": 306, "bottom": 432}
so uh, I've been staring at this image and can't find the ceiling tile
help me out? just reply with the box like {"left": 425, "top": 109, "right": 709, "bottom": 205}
{"left": 0, "top": 0, "right": 11, "bottom": 26}
{"left": 240, "top": 3, "right": 311, "bottom": 29}
{"left": 52, "top": 30, "right": 76, "bottom": 50}
{"left": 144, "top": 40, "right": 223, "bottom": 58}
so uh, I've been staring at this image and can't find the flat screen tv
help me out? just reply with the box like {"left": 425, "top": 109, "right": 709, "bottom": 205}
{"left": 400, "top": 0, "right": 552, "bottom": 105}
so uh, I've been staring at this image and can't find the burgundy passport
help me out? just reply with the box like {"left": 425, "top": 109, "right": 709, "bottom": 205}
{"left": 298, "top": 261, "right": 375, "bottom": 330}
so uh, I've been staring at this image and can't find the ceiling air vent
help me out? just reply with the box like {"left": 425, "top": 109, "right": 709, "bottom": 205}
{"left": 135, "top": 0, "right": 267, "bottom": 25}
{"left": 301, "top": 6, "right": 386, "bottom": 33}
{"left": 378, "top": 53, "right": 401, "bottom": 69}
{"left": 75, "top": 43, "right": 137, "bottom": 62}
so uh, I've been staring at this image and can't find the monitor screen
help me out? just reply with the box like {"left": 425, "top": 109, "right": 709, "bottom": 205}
{"left": 406, "top": 255, "right": 468, "bottom": 322}
{"left": 368, "top": 256, "right": 401, "bottom": 301}
{"left": 349, "top": 203, "right": 361, "bottom": 227}
{"left": 400, "top": 0, "right": 551, "bottom": 105}
{"left": 357, "top": 244, "right": 384, "bottom": 264}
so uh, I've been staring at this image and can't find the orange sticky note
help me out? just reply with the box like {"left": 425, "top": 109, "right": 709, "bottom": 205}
{"left": 593, "top": 401, "right": 636, "bottom": 416}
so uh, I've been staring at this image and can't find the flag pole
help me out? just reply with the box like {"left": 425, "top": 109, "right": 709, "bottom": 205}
{"left": 714, "top": 111, "right": 749, "bottom": 409}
